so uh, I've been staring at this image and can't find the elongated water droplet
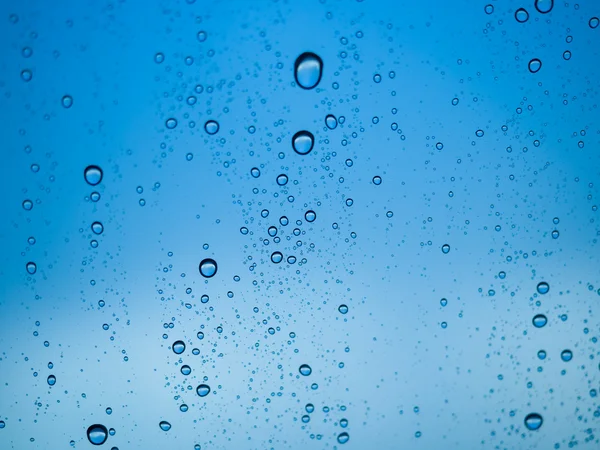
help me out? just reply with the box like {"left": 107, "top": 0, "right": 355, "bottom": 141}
{"left": 294, "top": 52, "right": 323, "bottom": 89}
{"left": 524, "top": 413, "right": 543, "bottom": 430}
{"left": 196, "top": 384, "right": 211, "bottom": 397}
{"left": 172, "top": 340, "right": 185, "bottom": 354}
{"left": 292, "top": 130, "right": 315, "bottom": 155}
{"left": 337, "top": 432, "right": 350, "bottom": 444}
{"left": 84, "top": 165, "right": 103, "bottom": 186}
{"left": 299, "top": 364, "right": 312, "bottom": 376}
{"left": 87, "top": 424, "right": 108, "bottom": 445}
{"left": 199, "top": 258, "right": 218, "bottom": 278}
{"left": 159, "top": 421, "right": 171, "bottom": 431}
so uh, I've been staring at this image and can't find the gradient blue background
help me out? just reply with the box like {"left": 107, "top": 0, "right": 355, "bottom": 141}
{"left": 1, "top": 0, "right": 599, "bottom": 448}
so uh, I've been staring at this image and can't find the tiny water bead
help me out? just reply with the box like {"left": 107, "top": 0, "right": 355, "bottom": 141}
{"left": 87, "top": 424, "right": 108, "bottom": 445}
{"left": 91, "top": 222, "right": 104, "bottom": 235}
{"left": 534, "top": 0, "right": 553, "bottom": 14}
{"left": 47, "top": 375, "right": 56, "bottom": 386}
{"left": 84, "top": 165, "right": 103, "bottom": 186}
{"left": 159, "top": 421, "right": 171, "bottom": 431}
{"left": 536, "top": 282, "right": 549, "bottom": 295}
{"left": 292, "top": 130, "right": 315, "bottom": 155}
{"left": 196, "top": 384, "right": 211, "bottom": 397}
{"left": 338, "top": 304, "right": 348, "bottom": 314}
{"left": 514, "top": 8, "right": 530, "bottom": 22}
{"left": 172, "top": 340, "right": 186, "bottom": 354}
{"left": 560, "top": 349, "right": 573, "bottom": 362}
{"left": 294, "top": 52, "right": 323, "bottom": 89}
{"left": 199, "top": 258, "right": 218, "bottom": 278}
{"left": 165, "top": 118, "right": 177, "bottom": 129}
{"left": 299, "top": 364, "right": 312, "bottom": 376}
{"left": 271, "top": 251, "right": 283, "bottom": 264}
{"left": 337, "top": 432, "right": 350, "bottom": 444}
{"left": 441, "top": 244, "right": 451, "bottom": 254}
{"left": 532, "top": 314, "right": 548, "bottom": 328}
{"left": 26, "top": 262, "right": 37, "bottom": 274}
{"left": 325, "top": 114, "right": 338, "bottom": 129}
{"left": 528, "top": 58, "right": 542, "bottom": 73}
{"left": 204, "top": 120, "right": 219, "bottom": 135}
{"left": 276, "top": 174, "right": 289, "bottom": 186}
{"left": 524, "top": 413, "right": 543, "bottom": 431}
{"left": 304, "top": 210, "right": 316, "bottom": 222}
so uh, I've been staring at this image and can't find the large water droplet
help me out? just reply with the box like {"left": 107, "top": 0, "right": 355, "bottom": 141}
{"left": 528, "top": 58, "right": 542, "bottom": 73}
{"left": 199, "top": 258, "right": 218, "bottom": 278}
{"left": 337, "top": 432, "right": 350, "bottom": 444}
{"left": 87, "top": 424, "right": 108, "bottom": 445}
{"left": 251, "top": 167, "right": 261, "bottom": 178}
{"left": 305, "top": 210, "right": 316, "bottom": 222}
{"left": 47, "top": 375, "right": 56, "bottom": 386}
{"left": 537, "top": 349, "right": 547, "bottom": 360}
{"left": 561, "top": 349, "right": 573, "bottom": 362}
{"left": 204, "top": 120, "right": 219, "bottom": 135}
{"left": 271, "top": 251, "right": 283, "bottom": 264}
{"left": 524, "top": 413, "right": 543, "bottom": 430}
{"left": 292, "top": 130, "right": 315, "bottom": 155}
{"left": 299, "top": 364, "right": 312, "bottom": 376}
{"left": 536, "top": 282, "right": 549, "bottom": 294}
{"left": 91, "top": 222, "right": 104, "bottom": 235}
{"left": 196, "top": 384, "right": 211, "bottom": 397}
{"left": 159, "top": 421, "right": 171, "bottom": 431}
{"left": 26, "top": 262, "right": 37, "bottom": 274}
{"left": 172, "top": 340, "right": 185, "bottom": 354}
{"left": 532, "top": 314, "right": 547, "bottom": 328}
{"left": 276, "top": 174, "right": 288, "bottom": 186}
{"left": 84, "top": 165, "right": 103, "bottom": 186}
{"left": 325, "top": 114, "right": 338, "bottom": 129}
{"left": 294, "top": 52, "right": 323, "bottom": 90}
{"left": 534, "top": 0, "right": 553, "bottom": 14}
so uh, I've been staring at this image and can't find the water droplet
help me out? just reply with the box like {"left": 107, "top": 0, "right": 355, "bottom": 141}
{"left": 0, "top": 420, "right": 4, "bottom": 429}
{"left": 484, "top": 4, "right": 494, "bottom": 14}
{"left": 91, "top": 222, "right": 104, "bottom": 235}
{"left": 180, "top": 404, "right": 188, "bottom": 412}
{"left": 271, "top": 251, "right": 283, "bottom": 264}
{"left": 204, "top": 120, "right": 219, "bottom": 135}
{"left": 561, "top": 349, "right": 573, "bottom": 362}
{"left": 22, "top": 199, "right": 33, "bottom": 210}
{"left": 551, "top": 230, "right": 559, "bottom": 239}
{"left": 338, "top": 304, "right": 348, "bottom": 314}
{"left": 562, "top": 50, "right": 571, "bottom": 61}
{"left": 524, "top": 413, "right": 543, "bottom": 430}
{"left": 26, "top": 262, "right": 37, "bottom": 274}
{"left": 299, "top": 364, "right": 312, "bottom": 376}
{"left": 532, "top": 314, "right": 547, "bottom": 328}
{"left": 159, "top": 421, "right": 171, "bottom": 431}
{"left": 154, "top": 52, "right": 164, "bottom": 63}
{"left": 536, "top": 282, "right": 549, "bottom": 295}
{"left": 528, "top": 58, "right": 542, "bottom": 73}
{"left": 337, "top": 432, "right": 350, "bottom": 444}
{"left": 325, "top": 114, "right": 337, "bottom": 129}
{"left": 199, "top": 258, "right": 218, "bottom": 278}
{"left": 21, "top": 69, "right": 32, "bottom": 82}
{"left": 251, "top": 167, "right": 261, "bottom": 178}
{"left": 305, "top": 403, "right": 314, "bottom": 413}
{"left": 537, "top": 350, "right": 546, "bottom": 360}
{"left": 106, "top": 407, "right": 112, "bottom": 415}
{"left": 165, "top": 118, "right": 177, "bottom": 129}
{"left": 276, "top": 174, "right": 288, "bottom": 186}
{"left": 372, "top": 176, "right": 382, "bottom": 185}
{"left": 294, "top": 52, "right": 323, "bottom": 90}
{"left": 305, "top": 210, "right": 316, "bottom": 222}
{"left": 452, "top": 97, "right": 459, "bottom": 106}
{"left": 340, "top": 418, "right": 348, "bottom": 428}
{"left": 181, "top": 365, "right": 191, "bottom": 375}
{"left": 436, "top": 142, "right": 443, "bottom": 150}
{"left": 440, "top": 298, "right": 448, "bottom": 307}
{"left": 87, "top": 424, "right": 108, "bottom": 445}
{"left": 441, "top": 244, "right": 451, "bottom": 254}
{"left": 292, "top": 130, "right": 315, "bottom": 155}
{"left": 47, "top": 375, "right": 56, "bottom": 386}
{"left": 590, "top": 17, "right": 600, "bottom": 29}
{"left": 84, "top": 165, "right": 103, "bottom": 186}
{"left": 515, "top": 8, "right": 529, "bottom": 22}
{"left": 172, "top": 340, "right": 185, "bottom": 354}
{"left": 61, "top": 95, "right": 73, "bottom": 108}
{"left": 534, "top": 0, "right": 553, "bottom": 14}
{"left": 197, "top": 30, "right": 207, "bottom": 42}
{"left": 196, "top": 384, "right": 211, "bottom": 397}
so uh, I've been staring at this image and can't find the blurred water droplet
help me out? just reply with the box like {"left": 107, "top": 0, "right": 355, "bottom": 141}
{"left": 294, "top": 52, "right": 323, "bottom": 89}
{"left": 165, "top": 118, "right": 177, "bottom": 129}
{"left": 199, "top": 258, "right": 218, "bottom": 278}
{"left": 560, "top": 349, "right": 573, "bottom": 362}
{"left": 181, "top": 365, "right": 191, "bottom": 375}
{"left": 536, "top": 282, "right": 549, "bottom": 294}
{"left": 84, "top": 165, "right": 103, "bottom": 186}
{"left": 21, "top": 69, "right": 32, "bottom": 82}
{"left": 532, "top": 314, "right": 547, "bottom": 328}
{"left": 338, "top": 304, "right": 348, "bottom": 314}
{"left": 87, "top": 424, "right": 108, "bottom": 445}
{"left": 534, "top": 0, "right": 553, "bottom": 14}
{"left": 528, "top": 58, "right": 542, "bottom": 73}
{"left": 26, "top": 262, "right": 37, "bottom": 274}
{"left": 172, "top": 340, "right": 185, "bottom": 354}
{"left": 524, "top": 413, "right": 543, "bottom": 430}
{"left": 299, "top": 364, "right": 312, "bottom": 376}
{"left": 47, "top": 375, "right": 56, "bottom": 386}
{"left": 325, "top": 114, "right": 337, "bottom": 129}
{"left": 292, "top": 130, "right": 315, "bottom": 155}
{"left": 515, "top": 8, "right": 529, "bottom": 22}
{"left": 196, "top": 384, "right": 211, "bottom": 397}
{"left": 197, "top": 30, "right": 207, "bottom": 42}
{"left": 159, "top": 421, "right": 171, "bottom": 431}
{"left": 204, "top": 120, "right": 219, "bottom": 135}
{"left": 61, "top": 95, "right": 73, "bottom": 108}
{"left": 22, "top": 200, "right": 33, "bottom": 210}
{"left": 337, "top": 432, "right": 350, "bottom": 444}
{"left": 590, "top": 17, "right": 599, "bottom": 28}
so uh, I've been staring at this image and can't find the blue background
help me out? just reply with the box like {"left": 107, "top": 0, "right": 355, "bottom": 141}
{"left": 1, "top": 0, "right": 599, "bottom": 448}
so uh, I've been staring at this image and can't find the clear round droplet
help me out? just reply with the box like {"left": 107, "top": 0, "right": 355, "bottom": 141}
{"left": 204, "top": 120, "right": 219, "bottom": 135}
{"left": 87, "top": 424, "right": 108, "bottom": 445}
{"left": 299, "top": 364, "right": 312, "bottom": 376}
{"left": 515, "top": 8, "right": 529, "bottom": 23}
{"left": 528, "top": 58, "right": 542, "bottom": 73}
{"left": 47, "top": 375, "right": 56, "bottom": 386}
{"left": 534, "top": 0, "right": 553, "bottom": 14}
{"left": 442, "top": 244, "right": 451, "bottom": 254}
{"left": 551, "top": 230, "right": 560, "bottom": 239}
{"left": 372, "top": 176, "right": 382, "bottom": 185}
{"left": 292, "top": 130, "right": 315, "bottom": 155}
{"left": 536, "top": 282, "right": 549, "bottom": 295}
{"left": 251, "top": 167, "right": 261, "bottom": 178}
{"left": 199, "top": 258, "right": 218, "bottom": 278}
{"left": 561, "top": 349, "right": 573, "bottom": 362}
{"left": 325, "top": 114, "right": 337, "bottom": 130}
{"left": 304, "top": 210, "right": 316, "bottom": 222}
{"left": 21, "top": 69, "right": 32, "bottom": 82}
{"left": 537, "top": 349, "right": 547, "bottom": 360}
{"left": 337, "top": 432, "right": 350, "bottom": 444}
{"left": 26, "top": 262, "right": 37, "bottom": 274}
{"left": 524, "top": 413, "right": 543, "bottom": 431}
{"left": 276, "top": 174, "right": 288, "bottom": 186}
{"left": 172, "top": 340, "right": 185, "bottom": 354}
{"left": 271, "top": 251, "right": 283, "bottom": 264}
{"left": 181, "top": 365, "right": 191, "bottom": 375}
{"left": 532, "top": 314, "right": 547, "bottom": 328}
{"left": 22, "top": 199, "right": 33, "bottom": 210}
{"left": 294, "top": 52, "right": 323, "bottom": 90}
{"left": 91, "top": 221, "right": 104, "bottom": 235}
{"left": 61, "top": 95, "right": 73, "bottom": 108}
{"left": 165, "top": 118, "right": 177, "bottom": 129}
{"left": 196, "top": 384, "right": 211, "bottom": 397}
{"left": 159, "top": 421, "right": 171, "bottom": 431}
{"left": 484, "top": 4, "right": 494, "bottom": 14}
{"left": 590, "top": 17, "right": 600, "bottom": 29}
{"left": 84, "top": 165, "right": 103, "bottom": 186}
{"left": 338, "top": 304, "right": 348, "bottom": 314}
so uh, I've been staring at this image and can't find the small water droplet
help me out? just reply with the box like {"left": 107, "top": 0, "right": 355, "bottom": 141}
{"left": 304, "top": 210, "right": 316, "bottom": 222}
{"left": 537, "top": 350, "right": 546, "bottom": 360}
{"left": 172, "top": 340, "right": 185, "bottom": 354}
{"left": 528, "top": 58, "right": 542, "bottom": 73}
{"left": 590, "top": 17, "right": 600, "bottom": 29}
{"left": 299, "top": 364, "right": 312, "bottom": 376}
{"left": 91, "top": 222, "right": 104, "bottom": 235}
{"left": 524, "top": 413, "right": 543, "bottom": 430}
{"left": 196, "top": 384, "right": 211, "bottom": 397}
{"left": 47, "top": 375, "right": 56, "bottom": 386}
{"left": 21, "top": 69, "right": 32, "bottom": 82}
{"left": 204, "top": 120, "right": 219, "bottom": 135}
{"left": 165, "top": 118, "right": 178, "bottom": 129}
{"left": 294, "top": 52, "right": 323, "bottom": 90}
{"left": 515, "top": 8, "right": 529, "bottom": 22}
{"left": 251, "top": 167, "right": 261, "bottom": 178}
{"left": 325, "top": 114, "right": 337, "bottom": 129}
{"left": 84, "top": 165, "right": 103, "bottom": 186}
{"left": 338, "top": 304, "right": 348, "bottom": 314}
{"left": 532, "top": 314, "right": 547, "bottom": 328}
{"left": 159, "top": 421, "right": 171, "bottom": 431}
{"left": 534, "top": 0, "right": 553, "bottom": 14}
{"left": 276, "top": 174, "right": 288, "bottom": 186}
{"left": 484, "top": 4, "right": 494, "bottom": 14}
{"left": 536, "top": 282, "right": 549, "bottom": 295}
{"left": 106, "top": 407, "right": 112, "bottom": 415}
{"left": 372, "top": 176, "right": 382, "bottom": 185}
{"left": 26, "top": 262, "right": 37, "bottom": 274}
{"left": 441, "top": 244, "right": 451, "bottom": 254}
{"left": 560, "top": 349, "right": 573, "bottom": 362}
{"left": 271, "top": 251, "right": 283, "bottom": 264}
{"left": 337, "top": 432, "right": 350, "bottom": 444}
{"left": 292, "top": 130, "right": 315, "bottom": 155}
{"left": 199, "top": 258, "right": 218, "bottom": 278}
{"left": 551, "top": 230, "right": 559, "bottom": 239}
{"left": 22, "top": 199, "right": 33, "bottom": 210}
{"left": 87, "top": 424, "right": 108, "bottom": 445}
{"left": 181, "top": 365, "right": 191, "bottom": 375}
{"left": 61, "top": 95, "right": 73, "bottom": 108}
